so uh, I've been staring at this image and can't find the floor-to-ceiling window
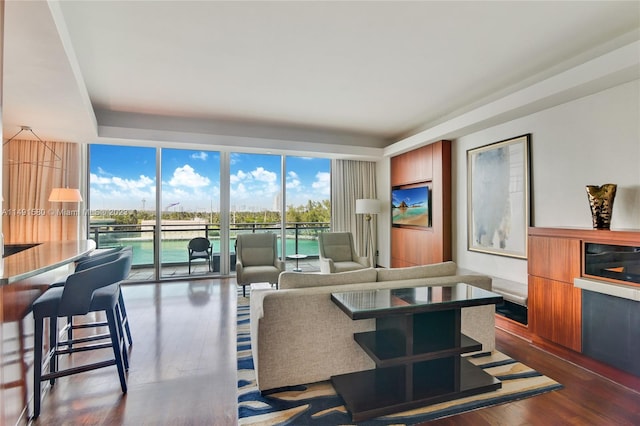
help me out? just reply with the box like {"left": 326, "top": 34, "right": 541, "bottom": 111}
{"left": 229, "top": 153, "right": 282, "bottom": 257}
{"left": 284, "top": 156, "right": 330, "bottom": 269}
{"left": 160, "top": 148, "right": 220, "bottom": 279}
{"left": 88, "top": 145, "right": 157, "bottom": 280}
{"left": 89, "top": 145, "right": 330, "bottom": 279}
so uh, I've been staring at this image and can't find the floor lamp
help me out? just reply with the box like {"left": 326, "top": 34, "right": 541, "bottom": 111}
{"left": 355, "top": 198, "right": 380, "bottom": 267}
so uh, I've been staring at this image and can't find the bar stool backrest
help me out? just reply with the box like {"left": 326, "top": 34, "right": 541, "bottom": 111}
{"left": 59, "top": 250, "right": 132, "bottom": 317}
{"left": 75, "top": 246, "right": 132, "bottom": 272}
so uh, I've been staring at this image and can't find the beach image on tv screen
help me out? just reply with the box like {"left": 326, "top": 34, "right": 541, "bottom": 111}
{"left": 391, "top": 186, "right": 429, "bottom": 227}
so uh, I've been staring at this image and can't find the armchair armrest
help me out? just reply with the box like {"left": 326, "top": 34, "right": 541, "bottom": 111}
{"left": 275, "top": 259, "right": 285, "bottom": 272}
{"left": 236, "top": 260, "right": 244, "bottom": 283}
{"left": 355, "top": 255, "right": 370, "bottom": 268}
{"left": 319, "top": 257, "right": 335, "bottom": 273}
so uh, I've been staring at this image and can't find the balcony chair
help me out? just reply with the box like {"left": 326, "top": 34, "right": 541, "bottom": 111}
{"left": 318, "top": 232, "right": 370, "bottom": 273}
{"left": 31, "top": 250, "right": 133, "bottom": 419}
{"left": 50, "top": 247, "right": 134, "bottom": 349}
{"left": 188, "top": 237, "right": 213, "bottom": 274}
{"left": 235, "top": 233, "right": 285, "bottom": 297}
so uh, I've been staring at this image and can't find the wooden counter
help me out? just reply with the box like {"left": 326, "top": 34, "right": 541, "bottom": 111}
{"left": 1, "top": 240, "right": 95, "bottom": 285}
{"left": 0, "top": 239, "right": 95, "bottom": 425}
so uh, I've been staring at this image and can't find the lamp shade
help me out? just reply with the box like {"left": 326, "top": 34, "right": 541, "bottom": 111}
{"left": 355, "top": 199, "right": 380, "bottom": 215}
{"left": 49, "top": 188, "right": 83, "bottom": 202}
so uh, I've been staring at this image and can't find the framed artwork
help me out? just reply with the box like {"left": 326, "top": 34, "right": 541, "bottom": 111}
{"left": 467, "top": 134, "right": 530, "bottom": 259}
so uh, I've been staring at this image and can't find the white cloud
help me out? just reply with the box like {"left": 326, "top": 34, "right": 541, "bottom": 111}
{"left": 251, "top": 167, "right": 277, "bottom": 183}
{"left": 97, "top": 166, "right": 113, "bottom": 176}
{"left": 111, "top": 175, "right": 155, "bottom": 190}
{"left": 230, "top": 169, "right": 249, "bottom": 184}
{"left": 90, "top": 173, "right": 112, "bottom": 185}
{"left": 190, "top": 152, "right": 208, "bottom": 161}
{"left": 91, "top": 173, "right": 154, "bottom": 190}
{"left": 286, "top": 171, "right": 301, "bottom": 190}
{"left": 168, "top": 164, "right": 210, "bottom": 187}
{"left": 312, "top": 172, "right": 331, "bottom": 196}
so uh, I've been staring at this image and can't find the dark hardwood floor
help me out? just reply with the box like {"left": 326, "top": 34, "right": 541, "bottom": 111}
{"left": 31, "top": 279, "right": 640, "bottom": 425}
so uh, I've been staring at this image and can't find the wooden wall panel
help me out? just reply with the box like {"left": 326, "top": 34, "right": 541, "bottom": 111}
{"left": 390, "top": 141, "right": 451, "bottom": 267}
{"left": 528, "top": 235, "right": 581, "bottom": 282}
{"left": 529, "top": 276, "right": 582, "bottom": 352}
{"left": 528, "top": 234, "right": 582, "bottom": 351}
{"left": 390, "top": 144, "right": 433, "bottom": 186}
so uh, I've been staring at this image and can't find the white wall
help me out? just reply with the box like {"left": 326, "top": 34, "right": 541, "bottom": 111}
{"left": 376, "top": 157, "right": 391, "bottom": 267}
{"left": 453, "top": 80, "right": 640, "bottom": 284}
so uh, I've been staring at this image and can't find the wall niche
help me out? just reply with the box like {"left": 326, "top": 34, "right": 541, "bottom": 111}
{"left": 390, "top": 140, "right": 451, "bottom": 267}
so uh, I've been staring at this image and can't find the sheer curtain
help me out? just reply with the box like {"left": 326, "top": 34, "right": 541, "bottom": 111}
{"left": 330, "top": 159, "right": 377, "bottom": 261}
{"left": 3, "top": 139, "right": 80, "bottom": 242}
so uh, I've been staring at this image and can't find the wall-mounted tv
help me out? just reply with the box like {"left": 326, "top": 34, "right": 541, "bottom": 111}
{"left": 391, "top": 183, "right": 431, "bottom": 228}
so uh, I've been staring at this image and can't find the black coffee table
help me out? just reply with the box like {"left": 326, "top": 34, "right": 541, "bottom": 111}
{"left": 331, "top": 283, "right": 504, "bottom": 422}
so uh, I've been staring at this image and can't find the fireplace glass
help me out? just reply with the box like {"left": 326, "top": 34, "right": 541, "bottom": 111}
{"left": 584, "top": 242, "right": 640, "bottom": 285}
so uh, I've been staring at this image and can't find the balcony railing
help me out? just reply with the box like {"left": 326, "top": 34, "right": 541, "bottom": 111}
{"left": 89, "top": 222, "right": 330, "bottom": 269}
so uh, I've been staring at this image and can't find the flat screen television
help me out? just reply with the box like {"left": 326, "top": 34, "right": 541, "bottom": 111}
{"left": 391, "top": 183, "right": 430, "bottom": 228}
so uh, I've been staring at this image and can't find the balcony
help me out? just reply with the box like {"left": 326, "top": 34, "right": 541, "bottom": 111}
{"left": 89, "top": 221, "right": 328, "bottom": 281}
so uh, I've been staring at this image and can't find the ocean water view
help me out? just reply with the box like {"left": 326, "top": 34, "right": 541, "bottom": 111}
{"left": 392, "top": 206, "right": 429, "bottom": 227}
{"left": 104, "top": 237, "right": 321, "bottom": 266}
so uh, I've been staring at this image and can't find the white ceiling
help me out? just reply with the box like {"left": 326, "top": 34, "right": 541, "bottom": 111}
{"left": 2, "top": 1, "right": 639, "bottom": 157}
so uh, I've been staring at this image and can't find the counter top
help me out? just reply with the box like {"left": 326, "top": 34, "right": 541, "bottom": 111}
{"left": 574, "top": 277, "right": 640, "bottom": 302}
{"left": 1, "top": 240, "right": 96, "bottom": 285}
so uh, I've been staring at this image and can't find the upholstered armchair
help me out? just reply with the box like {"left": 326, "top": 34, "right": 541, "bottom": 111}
{"left": 235, "top": 233, "right": 285, "bottom": 297}
{"left": 318, "top": 232, "right": 370, "bottom": 274}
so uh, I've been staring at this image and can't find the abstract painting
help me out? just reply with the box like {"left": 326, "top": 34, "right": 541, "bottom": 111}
{"left": 467, "top": 134, "right": 530, "bottom": 258}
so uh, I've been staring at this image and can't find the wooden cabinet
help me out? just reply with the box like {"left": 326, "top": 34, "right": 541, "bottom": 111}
{"left": 528, "top": 227, "right": 640, "bottom": 353}
{"left": 528, "top": 234, "right": 582, "bottom": 351}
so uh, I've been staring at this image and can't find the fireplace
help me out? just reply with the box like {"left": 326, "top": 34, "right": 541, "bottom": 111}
{"left": 584, "top": 242, "right": 640, "bottom": 285}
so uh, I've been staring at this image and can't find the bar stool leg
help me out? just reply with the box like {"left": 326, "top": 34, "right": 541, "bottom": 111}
{"left": 49, "top": 317, "right": 58, "bottom": 385}
{"left": 33, "top": 317, "right": 44, "bottom": 419}
{"left": 118, "top": 292, "right": 133, "bottom": 346}
{"left": 106, "top": 307, "right": 128, "bottom": 393}
{"left": 114, "top": 304, "right": 129, "bottom": 370}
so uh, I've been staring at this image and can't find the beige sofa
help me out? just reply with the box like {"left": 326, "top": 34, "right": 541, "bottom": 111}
{"left": 249, "top": 261, "right": 497, "bottom": 392}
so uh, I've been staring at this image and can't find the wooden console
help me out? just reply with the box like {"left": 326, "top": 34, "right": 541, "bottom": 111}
{"left": 528, "top": 227, "right": 640, "bottom": 354}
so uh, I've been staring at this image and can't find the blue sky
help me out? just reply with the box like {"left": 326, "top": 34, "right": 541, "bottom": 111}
{"left": 89, "top": 145, "right": 330, "bottom": 212}
{"left": 391, "top": 186, "right": 428, "bottom": 207}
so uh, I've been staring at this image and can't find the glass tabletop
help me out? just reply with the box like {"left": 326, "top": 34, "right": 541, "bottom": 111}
{"left": 331, "top": 283, "right": 503, "bottom": 319}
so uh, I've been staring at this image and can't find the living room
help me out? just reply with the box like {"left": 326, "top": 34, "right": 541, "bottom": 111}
{"left": 1, "top": 1, "right": 639, "bottom": 425}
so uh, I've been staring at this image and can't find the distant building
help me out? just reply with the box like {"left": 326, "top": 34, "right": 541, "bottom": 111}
{"left": 141, "top": 218, "right": 210, "bottom": 240}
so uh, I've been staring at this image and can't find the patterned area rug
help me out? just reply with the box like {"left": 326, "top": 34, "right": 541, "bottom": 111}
{"left": 237, "top": 299, "right": 562, "bottom": 425}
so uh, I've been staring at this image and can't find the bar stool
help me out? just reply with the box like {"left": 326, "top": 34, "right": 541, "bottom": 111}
{"left": 31, "top": 252, "right": 132, "bottom": 419}
{"left": 51, "top": 247, "right": 134, "bottom": 348}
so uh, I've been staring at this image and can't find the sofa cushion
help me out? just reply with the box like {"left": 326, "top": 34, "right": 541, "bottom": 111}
{"left": 376, "top": 261, "right": 457, "bottom": 282}
{"left": 324, "top": 244, "right": 352, "bottom": 262}
{"left": 333, "top": 261, "right": 369, "bottom": 273}
{"left": 242, "top": 247, "right": 274, "bottom": 267}
{"left": 278, "top": 268, "right": 377, "bottom": 289}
